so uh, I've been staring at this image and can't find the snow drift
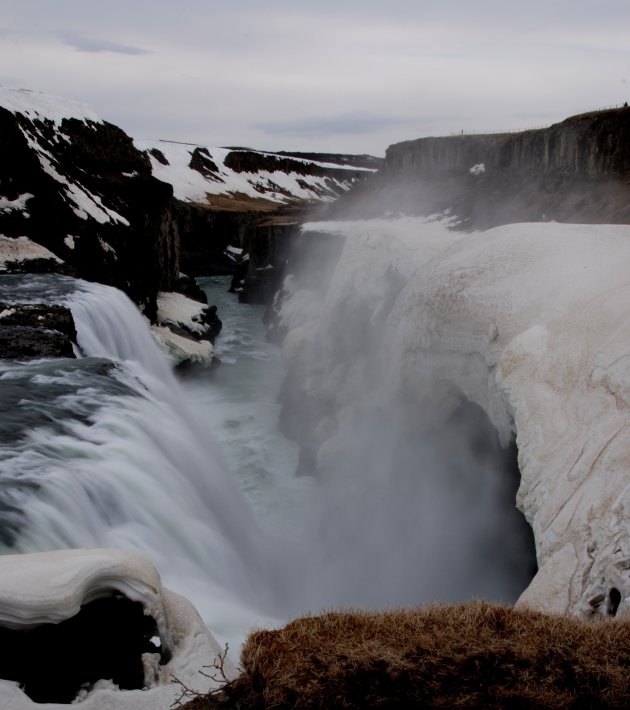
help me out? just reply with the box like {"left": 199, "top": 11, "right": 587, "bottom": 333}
{"left": 0, "top": 548, "right": 230, "bottom": 709}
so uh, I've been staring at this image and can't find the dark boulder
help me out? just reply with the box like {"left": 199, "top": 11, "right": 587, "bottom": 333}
{"left": 174, "top": 273, "right": 208, "bottom": 304}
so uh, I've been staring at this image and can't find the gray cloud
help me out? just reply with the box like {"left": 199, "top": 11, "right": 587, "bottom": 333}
{"left": 2, "top": 1, "right": 630, "bottom": 153}
{"left": 58, "top": 31, "right": 152, "bottom": 55}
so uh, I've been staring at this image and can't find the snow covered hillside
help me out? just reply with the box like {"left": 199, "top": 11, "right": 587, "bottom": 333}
{"left": 136, "top": 140, "right": 377, "bottom": 206}
{"left": 277, "top": 217, "right": 630, "bottom": 619}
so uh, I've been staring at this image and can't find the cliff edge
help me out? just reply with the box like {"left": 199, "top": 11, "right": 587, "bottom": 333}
{"left": 335, "top": 107, "right": 630, "bottom": 228}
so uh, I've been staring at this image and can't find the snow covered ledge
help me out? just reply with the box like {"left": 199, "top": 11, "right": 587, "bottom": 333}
{"left": 395, "top": 222, "right": 630, "bottom": 618}
{"left": 284, "top": 218, "right": 630, "bottom": 619}
{"left": 0, "top": 549, "right": 232, "bottom": 708}
{"left": 150, "top": 291, "right": 221, "bottom": 369}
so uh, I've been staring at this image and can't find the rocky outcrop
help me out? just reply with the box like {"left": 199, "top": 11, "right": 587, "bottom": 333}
{"left": 0, "top": 88, "right": 179, "bottom": 313}
{"left": 386, "top": 108, "right": 630, "bottom": 176}
{"left": 334, "top": 107, "right": 630, "bottom": 228}
{"left": 152, "top": 291, "right": 222, "bottom": 369}
{"left": 0, "top": 303, "right": 77, "bottom": 358}
{"left": 275, "top": 151, "right": 383, "bottom": 170}
{"left": 223, "top": 150, "right": 371, "bottom": 184}
{"left": 237, "top": 221, "right": 299, "bottom": 305}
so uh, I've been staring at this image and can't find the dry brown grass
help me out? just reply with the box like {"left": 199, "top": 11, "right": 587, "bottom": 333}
{"left": 181, "top": 601, "right": 630, "bottom": 709}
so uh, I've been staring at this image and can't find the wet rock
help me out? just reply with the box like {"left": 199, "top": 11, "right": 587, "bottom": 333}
{"left": 0, "top": 303, "right": 77, "bottom": 359}
{"left": 0, "top": 325, "right": 75, "bottom": 359}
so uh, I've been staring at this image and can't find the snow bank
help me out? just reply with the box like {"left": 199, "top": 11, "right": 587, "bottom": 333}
{"left": 152, "top": 291, "right": 217, "bottom": 368}
{"left": 157, "top": 291, "right": 208, "bottom": 336}
{"left": 281, "top": 217, "right": 630, "bottom": 618}
{"left": 151, "top": 324, "right": 215, "bottom": 368}
{"left": 0, "top": 548, "right": 231, "bottom": 709}
{"left": 0, "top": 87, "right": 101, "bottom": 126}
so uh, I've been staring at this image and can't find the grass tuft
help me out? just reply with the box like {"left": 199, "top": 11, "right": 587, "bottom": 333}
{"left": 180, "top": 601, "right": 630, "bottom": 709}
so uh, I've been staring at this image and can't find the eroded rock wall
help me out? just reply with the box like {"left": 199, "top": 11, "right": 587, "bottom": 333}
{"left": 386, "top": 109, "right": 630, "bottom": 177}
{"left": 335, "top": 108, "right": 630, "bottom": 228}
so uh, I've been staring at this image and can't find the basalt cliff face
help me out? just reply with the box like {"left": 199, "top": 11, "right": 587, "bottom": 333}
{"left": 336, "top": 107, "right": 630, "bottom": 228}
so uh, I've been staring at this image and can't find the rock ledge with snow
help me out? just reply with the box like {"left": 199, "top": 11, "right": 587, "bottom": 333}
{"left": 0, "top": 548, "right": 231, "bottom": 709}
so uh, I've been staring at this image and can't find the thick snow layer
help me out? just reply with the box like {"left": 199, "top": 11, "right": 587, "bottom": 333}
{"left": 0, "top": 87, "right": 101, "bottom": 125}
{"left": 0, "top": 549, "right": 231, "bottom": 709}
{"left": 0, "top": 194, "right": 33, "bottom": 214}
{"left": 151, "top": 324, "right": 215, "bottom": 367}
{"left": 282, "top": 217, "right": 630, "bottom": 618}
{"left": 156, "top": 291, "right": 207, "bottom": 336}
{"left": 135, "top": 140, "right": 366, "bottom": 205}
{"left": 0, "top": 549, "right": 168, "bottom": 631}
{"left": 0, "top": 235, "right": 63, "bottom": 270}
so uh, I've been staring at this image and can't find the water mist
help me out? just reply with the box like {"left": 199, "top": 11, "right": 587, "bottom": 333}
{"left": 269, "top": 215, "right": 537, "bottom": 616}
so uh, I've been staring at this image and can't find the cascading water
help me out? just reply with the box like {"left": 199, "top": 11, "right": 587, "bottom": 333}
{"left": 0, "top": 276, "right": 282, "bottom": 649}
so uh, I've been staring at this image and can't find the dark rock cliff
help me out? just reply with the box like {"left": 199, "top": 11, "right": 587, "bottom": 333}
{"left": 0, "top": 105, "right": 179, "bottom": 312}
{"left": 334, "top": 107, "right": 630, "bottom": 228}
{"left": 386, "top": 108, "right": 630, "bottom": 176}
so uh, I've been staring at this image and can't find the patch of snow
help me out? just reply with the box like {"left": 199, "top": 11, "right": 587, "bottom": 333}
{"left": 226, "top": 246, "right": 243, "bottom": 255}
{"left": 0, "top": 235, "right": 63, "bottom": 270}
{"left": 0, "top": 308, "right": 16, "bottom": 319}
{"left": 64, "top": 235, "right": 76, "bottom": 250}
{"left": 0, "top": 87, "right": 102, "bottom": 126}
{"left": 0, "top": 193, "right": 33, "bottom": 214}
{"left": 98, "top": 238, "right": 117, "bottom": 258}
{"left": 151, "top": 324, "right": 215, "bottom": 367}
{"left": 469, "top": 163, "right": 486, "bottom": 175}
{"left": 156, "top": 291, "right": 207, "bottom": 335}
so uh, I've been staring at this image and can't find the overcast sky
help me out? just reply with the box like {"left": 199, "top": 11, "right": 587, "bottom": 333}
{"left": 1, "top": 1, "right": 628, "bottom": 155}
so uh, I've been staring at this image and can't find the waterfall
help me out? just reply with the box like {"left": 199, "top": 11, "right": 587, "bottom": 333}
{"left": 0, "top": 279, "right": 279, "bottom": 648}
{"left": 0, "top": 258, "right": 537, "bottom": 652}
